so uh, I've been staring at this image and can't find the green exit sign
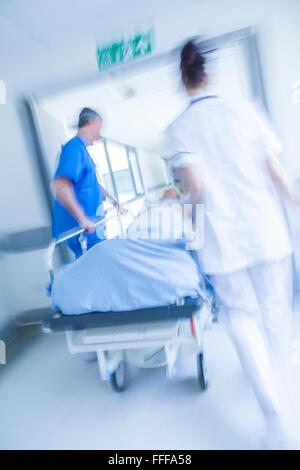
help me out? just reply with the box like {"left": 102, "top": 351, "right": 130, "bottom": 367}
{"left": 96, "top": 30, "right": 153, "bottom": 70}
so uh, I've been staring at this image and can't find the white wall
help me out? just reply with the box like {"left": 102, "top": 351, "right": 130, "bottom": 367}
{"left": 257, "top": 1, "right": 300, "bottom": 173}
{"left": 0, "top": 0, "right": 300, "bottom": 331}
{"left": 0, "top": 88, "right": 51, "bottom": 330}
{"left": 33, "top": 103, "right": 68, "bottom": 180}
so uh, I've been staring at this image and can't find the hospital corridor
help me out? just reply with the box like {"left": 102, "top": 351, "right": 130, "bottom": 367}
{"left": 1, "top": 0, "right": 300, "bottom": 453}
{"left": 1, "top": 307, "right": 300, "bottom": 451}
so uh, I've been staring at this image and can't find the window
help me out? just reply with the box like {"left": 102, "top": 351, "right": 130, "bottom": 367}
{"left": 105, "top": 141, "right": 135, "bottom": 202}
{"left": 88, "top": 139, "right": 144, "bottom": 203}
{"left": 161, "top": 156, "right": 173, "bottom": 185}
{"left": 87, "top": 141, "right": 115, "bottom": 196}
{"left": 127, "top": 148, "right": 144, "bottom": 195}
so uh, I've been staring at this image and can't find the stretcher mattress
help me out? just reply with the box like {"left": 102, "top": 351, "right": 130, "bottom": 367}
{"left": 51, "top": 238, "right": 202, "bottom": 315}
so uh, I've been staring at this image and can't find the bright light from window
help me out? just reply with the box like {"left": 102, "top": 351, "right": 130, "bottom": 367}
{"left": 88, "top": 141, "right": 109, "bottom": 175}
{"left": 106, "top": 141, "right": 129, "bottom": 172}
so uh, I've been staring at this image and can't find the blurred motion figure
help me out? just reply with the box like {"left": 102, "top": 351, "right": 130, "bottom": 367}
{"left": 165, "top": 38, "right": 300, "bottom": 449}
{"left": 51, "top": 107, "right": 120, "bottom": 258}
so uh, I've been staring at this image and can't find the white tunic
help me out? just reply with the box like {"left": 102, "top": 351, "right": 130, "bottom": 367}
{"left": 165, "top": 91, "right": 292, "bottom": 274}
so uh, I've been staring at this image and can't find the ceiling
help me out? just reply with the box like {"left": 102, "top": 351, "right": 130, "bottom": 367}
{"left": 40, "top": 58, "right": 187, "bottom": 152}
{"left": 0, "top": 0, "right": 253, "bottom": 154}
{"left": 0, "top": 0, "right": 195, "bottom": 92}
{"left": 38, "top": 42, "right": 251, "bottom": 153}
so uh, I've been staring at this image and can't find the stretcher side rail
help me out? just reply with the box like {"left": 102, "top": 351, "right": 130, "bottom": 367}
{"left": 46, "top": 206, "right": 135, "bottom": 290}
{"left": 42, "top": 296, "right": 203, "bottom": 333}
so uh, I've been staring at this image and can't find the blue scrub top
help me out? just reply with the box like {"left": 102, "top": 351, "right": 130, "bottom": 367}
{"left": 52, "top": 135, "right": 105, "bottom": 241}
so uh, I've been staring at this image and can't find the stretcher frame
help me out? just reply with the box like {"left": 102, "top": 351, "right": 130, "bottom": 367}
{"left": 43, "top": 208, "right": 213, "bottom": 392}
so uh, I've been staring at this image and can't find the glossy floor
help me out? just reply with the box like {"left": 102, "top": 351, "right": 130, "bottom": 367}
{"left": 1, "top": 313, "right": 300, "bottom": 450}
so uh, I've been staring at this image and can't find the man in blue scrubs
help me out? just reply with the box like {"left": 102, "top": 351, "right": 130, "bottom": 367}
{"left": 51, "top": 107, "right": 119, "bottom": 258}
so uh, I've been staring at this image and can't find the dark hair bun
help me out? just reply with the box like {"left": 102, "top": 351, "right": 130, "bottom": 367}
{"left": 181, "top": 39, "right": 206, "bottom": 88}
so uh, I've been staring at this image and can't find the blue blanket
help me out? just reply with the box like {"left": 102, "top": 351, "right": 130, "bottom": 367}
{"left": 51, "top": 238, "right": 202, "bottom": 314}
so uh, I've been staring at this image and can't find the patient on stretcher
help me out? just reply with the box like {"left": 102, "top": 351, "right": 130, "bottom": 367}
{"left": 51, "top": 188, "right": 203, "bottom": 315}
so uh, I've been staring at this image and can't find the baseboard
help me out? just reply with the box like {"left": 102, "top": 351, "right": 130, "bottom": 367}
{"left": 0, "top": 320, "right": 41, "bottom": 370}
{"left": 0, "top": 320, "right": 22, "bottom": 346}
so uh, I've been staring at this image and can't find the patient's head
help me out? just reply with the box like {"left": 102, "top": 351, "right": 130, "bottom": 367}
{"left": 160, "top": 187, "right": 181, "bottom": 201}
{"left": 127, "top": 188, "right": 185, "bottom": 243}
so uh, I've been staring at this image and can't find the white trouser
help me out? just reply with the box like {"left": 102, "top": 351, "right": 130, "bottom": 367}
{"left": 209, "top": 256, "right": 294, "bottom": 429}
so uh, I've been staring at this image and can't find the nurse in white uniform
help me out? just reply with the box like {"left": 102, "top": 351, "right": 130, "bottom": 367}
{"left": 165, "top": 39, "right": 299, "bottom": 448}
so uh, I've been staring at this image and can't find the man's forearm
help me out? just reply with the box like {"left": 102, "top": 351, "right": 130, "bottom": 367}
{"left": 51, "top": 178, "right": 87, "bottom": 224}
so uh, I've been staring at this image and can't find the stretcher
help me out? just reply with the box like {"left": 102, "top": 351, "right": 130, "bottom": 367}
{"left": 42, "top": 209, "right": 213, "bottom": 392}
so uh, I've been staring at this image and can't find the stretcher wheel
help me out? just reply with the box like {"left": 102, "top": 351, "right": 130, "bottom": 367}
{"left": 110, "top": 360, "right": 130, "bottom": 392}
{"left": 82, "top": 352, "right": 97, "bottom": 362}
{"left": 197, "top": 352, "right": 208, "bottom": 391}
